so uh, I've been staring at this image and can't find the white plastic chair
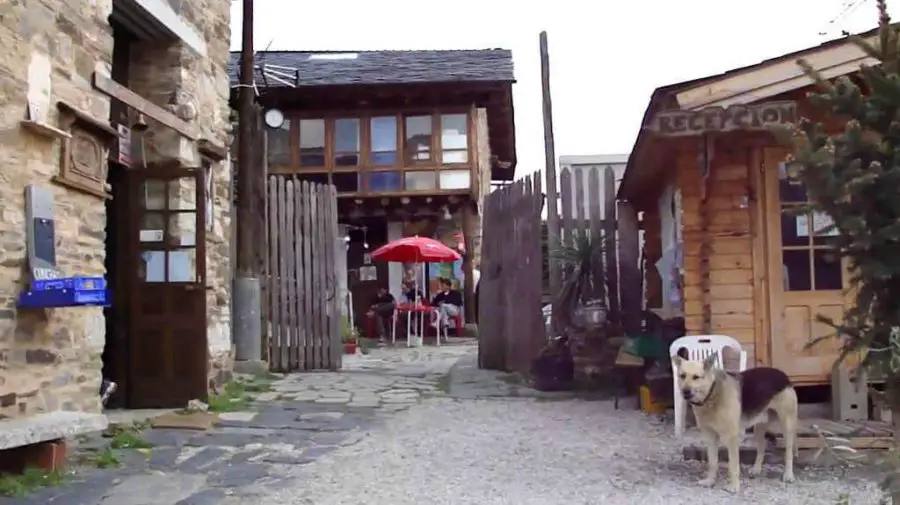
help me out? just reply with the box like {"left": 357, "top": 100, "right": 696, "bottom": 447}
{"left": 669, "top": 335, "right": 748, "bottom": 439}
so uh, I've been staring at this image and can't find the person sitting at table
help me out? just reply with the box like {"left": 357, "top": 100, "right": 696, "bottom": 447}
{"left": 366, "top": 287, "right": 395, "bottom": 341}
{"left": 401, "top": 279, "right": 424, "bottom": 304}
{"left": 430, "top": 277, "right": 463, "bottom": 333}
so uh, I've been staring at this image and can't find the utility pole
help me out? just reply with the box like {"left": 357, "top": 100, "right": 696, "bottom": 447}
{"left": 233, "top": 0, "right": 264, "bottom": 372}
{"left": 540, "top": 31, "right": 561, "bottom": 332}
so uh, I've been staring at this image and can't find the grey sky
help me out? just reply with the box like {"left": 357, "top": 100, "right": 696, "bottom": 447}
{"left": 230, "top": 0, "right": 888, "bottom": 178}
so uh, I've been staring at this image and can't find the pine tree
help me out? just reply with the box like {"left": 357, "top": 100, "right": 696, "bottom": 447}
{"left": 785, "top": 1, "right": 900, "bottom": 499}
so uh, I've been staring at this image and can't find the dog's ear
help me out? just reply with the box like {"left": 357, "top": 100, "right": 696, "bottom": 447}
{"left": 702, "top": 352, "right": 718, "bottom": 372}
{"left": 671, "top": 355, "right": 683, "bottom": 369}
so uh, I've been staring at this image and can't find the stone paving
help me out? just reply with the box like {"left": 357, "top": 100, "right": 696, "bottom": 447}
{"left": 0, "top": 341, "right": 476, "bottom": 505}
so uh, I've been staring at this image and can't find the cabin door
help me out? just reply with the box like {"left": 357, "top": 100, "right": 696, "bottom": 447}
{"left": 126, "top": 165, "right": 209, "bottom": 407}
{"left": 762, "top": 147, "right": 849, "bottom": 384}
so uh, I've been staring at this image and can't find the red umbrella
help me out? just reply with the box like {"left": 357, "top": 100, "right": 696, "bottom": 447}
{"left": 370, "top": 236, "right": 462, "bottom": 263}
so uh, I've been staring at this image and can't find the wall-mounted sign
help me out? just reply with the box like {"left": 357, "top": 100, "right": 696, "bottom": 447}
{"left": 644, "top": 101, "right": 797, "bottom": 137}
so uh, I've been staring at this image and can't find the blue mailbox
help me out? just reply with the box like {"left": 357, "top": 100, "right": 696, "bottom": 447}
{"left": 18, "top": 276, "right": 110, "bottom": 309}
{"left": 17, "top": 185, "right": 110, "bottom": 309}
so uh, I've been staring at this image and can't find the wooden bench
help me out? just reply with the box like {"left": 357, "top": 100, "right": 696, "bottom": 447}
{"left": 0, "top": 411, "right": 108, "bottom": 472}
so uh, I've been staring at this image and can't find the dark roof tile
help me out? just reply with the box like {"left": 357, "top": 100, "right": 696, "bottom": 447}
{"left": 228, "top": 49, "right": 514, "bottom": 87}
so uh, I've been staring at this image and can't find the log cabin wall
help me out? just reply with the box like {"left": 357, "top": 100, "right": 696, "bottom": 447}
{"left": 677, "top": 141, "right": 758, "bottom": 366}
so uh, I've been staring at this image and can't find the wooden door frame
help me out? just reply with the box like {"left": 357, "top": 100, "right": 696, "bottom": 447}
{"left": 125, "top": 162, "right": 209, "bottom": 406}
{"left": 749, "top": 147, "right": 772, "bottom": 368}
{"left": 757, "top": 146, "right": 851, "bottom": 384}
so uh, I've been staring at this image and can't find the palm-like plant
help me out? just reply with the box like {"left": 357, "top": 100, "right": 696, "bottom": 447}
{"left": 550, "top": 231, "right": 607, "bottom": 331}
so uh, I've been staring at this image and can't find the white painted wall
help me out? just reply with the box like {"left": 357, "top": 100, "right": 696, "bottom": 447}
{"left": 336, "top": 224, "right": 350, "bottom": 319}
{"left": 558, "top": 153, "right": 629, "bottom": 219}
{"left": 387, "top": 222, "right": 403, "bottom": 297}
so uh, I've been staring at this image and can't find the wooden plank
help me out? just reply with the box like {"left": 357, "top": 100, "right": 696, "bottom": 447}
{"left": 284, "top": 178, "right": 298, "bottom": 371}
{"left": 328, "top": 184, "right": 342, "bottom": 370}
{"left": 558, "top": 167, "right": 574, "bottom": 266}
{"left": 292, "top": 176, "right": 305, "bottom": 371}
{"left": 777, "top": 436, "right": 893, "bottom": 450}
{"left": 267, "top": 176, "right": 278, "bottom": 369}
{"left": 574, "top": 168, "right": 587, "bottom": 245}
{"left": 92, "top": 72, "right": 199, "bottom": 140}
{"left": 617, "top": 201, "right": 641, "bottom": 335}
{"left": 603, "top": 166, "right": 619, "bottom": 323}
{"left": 301, "top": 181, "right": 314, "bottom": 370}
{"left": 277, "top": 176, "right": 289, "bottom": 371}
{"left": 322, "top": 183, "right": 337, "bottom": 369}
{"left": 312, "top": 184, "right": 326, "bottom": 369}
{"left": 587, "top": 167, "right": 605, "bottom": 302}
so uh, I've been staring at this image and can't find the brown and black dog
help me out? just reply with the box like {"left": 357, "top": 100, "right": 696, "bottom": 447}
{"left": 673, "top": 354, "right": 798, "bottom": 494}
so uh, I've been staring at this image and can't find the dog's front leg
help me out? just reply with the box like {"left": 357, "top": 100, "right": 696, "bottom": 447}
{"left": 698, "top": 428, "right": 718, "bottom": 487}
{"left": 724, "top": 434, "right": 741, "bottom": 494}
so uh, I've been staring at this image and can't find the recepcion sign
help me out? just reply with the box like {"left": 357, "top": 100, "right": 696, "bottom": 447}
{"left": 644, "top": 101, "right": 797, "bottom": 137}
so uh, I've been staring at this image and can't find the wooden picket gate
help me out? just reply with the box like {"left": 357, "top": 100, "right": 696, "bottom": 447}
{"left": 478, "top": 171, "right": 545, "bottom": 373}
{"left": 265, "top": 176, "right": 342, "bottom": 372}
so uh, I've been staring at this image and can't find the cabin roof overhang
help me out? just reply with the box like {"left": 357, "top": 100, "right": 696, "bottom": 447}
{"left": 618, "top": 29, "right": 881, "bottom": 206}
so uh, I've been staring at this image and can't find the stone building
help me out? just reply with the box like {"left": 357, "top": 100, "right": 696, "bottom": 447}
{"left": 0, "top": 0, "right": 233, "bottom": 436}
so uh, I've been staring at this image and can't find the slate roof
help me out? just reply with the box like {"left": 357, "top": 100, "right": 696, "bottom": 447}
{"left": 228, "top": 49, "right": 515, "bottom": 88}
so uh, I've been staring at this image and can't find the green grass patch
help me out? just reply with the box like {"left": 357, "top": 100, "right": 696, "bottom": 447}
{"left": 89, "top": 448, "right": 121, "bottom": 469}
{"left": 109, "top": 427, "right": 153, "bottom": 450}
{"left": 208, "top": 380, "right": 252, "bottom": 412}
{"left": 0, "top": 468, "right": 66, "bottom": 497}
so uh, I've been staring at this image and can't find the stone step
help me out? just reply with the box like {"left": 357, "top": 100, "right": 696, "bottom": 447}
{"left": 0, "top": 411, "right": 108, "bottom": 450}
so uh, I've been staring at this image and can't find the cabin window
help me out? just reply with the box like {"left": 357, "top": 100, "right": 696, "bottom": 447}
{"left": 404, "top": 115, "right": 432, "bottom": 163}
{"left": 266, "top": 119, "right": 291, "bottom": 166}
{"left": 334, "top": 118, "right": 360, "bottom": 167}
{"left": 370, "top": 116, "right": 397, "bottom": 165}
{"left": 271, "top": 110, "right": 475, "bottom": 195}
{"left": 439, "top": 169, "right": 471, "bottom": 190}
{"left": 299, "top": 119, "right": 326, "bottom": 167}
{"left": 364, "top": 171, "right": 401, "bottom": 192}
{"left": 440, "top": 114, "right": 468, "bottom": 163}
{"left": 332, "top": 172, "right": 360, "bottom": 193}
{"left": 404, "top": 171, "right": 436, "bottom": 191}
{"left": 778, "top": 162, "right": 842, "bottom": 292}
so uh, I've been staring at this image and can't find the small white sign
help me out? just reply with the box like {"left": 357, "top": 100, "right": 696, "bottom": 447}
{"left": 795, "top": 215, "right": 809, "bottom": 237}
{"left": 140, "top": 229, "right": 164, "bottom": 242}
{"left": 813, "top": 212, "right": 839, "bottom": 237}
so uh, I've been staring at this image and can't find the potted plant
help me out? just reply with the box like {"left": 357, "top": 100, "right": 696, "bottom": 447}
{"left": 342, "top": 318, "right": 359, "bottom": 354}
{"left": 550, "top": 231, "right": 608, "bottom": 332}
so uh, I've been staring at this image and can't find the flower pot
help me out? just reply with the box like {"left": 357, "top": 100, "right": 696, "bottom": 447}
{"left": 343, "top": 340, "right": 358, "bottom": 354}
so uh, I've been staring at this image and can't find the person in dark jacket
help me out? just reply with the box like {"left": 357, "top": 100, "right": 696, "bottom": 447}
{"left": 366, "top": 287, "right": 395, "bottom": 340}
{"left": 430, "top": 277, "right": 462, "bottom": 332}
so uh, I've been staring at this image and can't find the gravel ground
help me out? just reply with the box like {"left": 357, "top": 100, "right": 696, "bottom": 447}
{"left": 262, "top": 397, "right": 882, "bottom": 505}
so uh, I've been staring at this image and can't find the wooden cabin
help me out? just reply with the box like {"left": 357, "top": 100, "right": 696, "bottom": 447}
{"left": 619, "top": 32, "right": 878, "bottom": 386}
{"left": 251, "top": 49, "right": 516, "bottom": 328}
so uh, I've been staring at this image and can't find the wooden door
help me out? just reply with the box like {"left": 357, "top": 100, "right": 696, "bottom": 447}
{"left": 763, "top": 147, "right": 848, "bottom": 384}
{"left": 127, "top": 165, "right": 208, "bottom": 408}
{"left": 347, "top": 222, "right": 388, "bottom": 331}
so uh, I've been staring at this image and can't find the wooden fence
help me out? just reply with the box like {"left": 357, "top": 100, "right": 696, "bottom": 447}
{"left": 265, "top": 176, "right": 342, "bottom": 372}
{"left": 555, "top": 164, "right": 642, "bottom": 335}
{"left": 478, "top": 171, "right": 546, "bottom": 373}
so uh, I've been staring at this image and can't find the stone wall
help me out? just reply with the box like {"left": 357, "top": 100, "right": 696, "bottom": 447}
{"left": 0, "top": 1, "right": 115, "bottom": 419}
{"left": 0, "top": 0, "right": 232, "bottom": 421}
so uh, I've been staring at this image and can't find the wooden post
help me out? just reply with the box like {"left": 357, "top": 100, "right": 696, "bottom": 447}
{"left": 540, "top": 31, "right": 561, "bottom": 310}
{"left": 699, "top": 136, "right": 713, "bottom": 334}
{"left": 233, "top": 0, "right": 264, "bottom": 367}
{"left": 462, "top": 201, "right": 477, "bottom": 324}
